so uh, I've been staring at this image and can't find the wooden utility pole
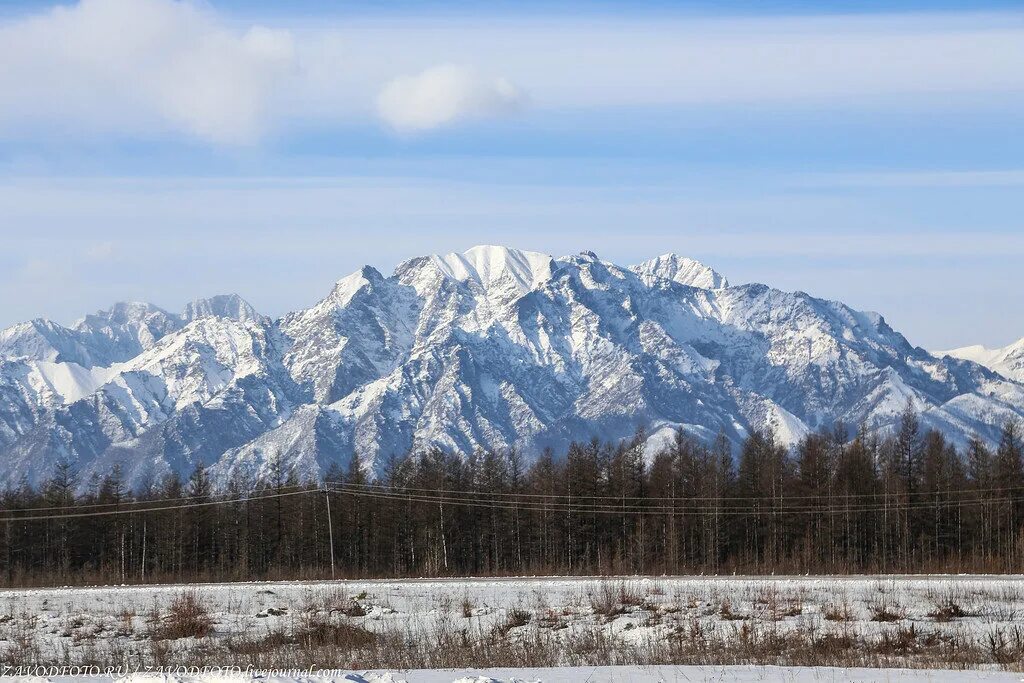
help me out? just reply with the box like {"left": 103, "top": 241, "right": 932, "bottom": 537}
{"left": 324, "top": 487, "right": 336, "bottom": 579}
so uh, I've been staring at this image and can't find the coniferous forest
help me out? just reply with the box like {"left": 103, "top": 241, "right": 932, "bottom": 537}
{"left": 2, "top": 406, "right": 1023, "bottom": 587}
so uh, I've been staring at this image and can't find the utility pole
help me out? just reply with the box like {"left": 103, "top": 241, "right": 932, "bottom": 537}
{"left": 324, "top": 486, "right": 336, "bottom": 579}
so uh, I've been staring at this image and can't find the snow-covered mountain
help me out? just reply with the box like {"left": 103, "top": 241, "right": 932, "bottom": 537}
{"left": 629, "top": 253, "right": 729, "bottom": 290}
{"left": 1, "top": 245, "right": 1022, "bottom": 491}
{"left": 936, "top": 339, "right": 1024, "bottom": 384}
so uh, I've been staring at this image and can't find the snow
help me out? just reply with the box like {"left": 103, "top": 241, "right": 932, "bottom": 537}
{"left": 759, "top": 399, "right": 811, "bottom": 448}
{"left": 10, "top": 665, "right": 1021, "bottom": 682}
{"left": 936, "top": 344, "right": 996, "bottom": 365}
{"left": 183, "top": 294, "right": 264, "bottom": 324}
{"left": 213, "top": 404, "right": 340, "bottom": 484}
{"left": 109, "top": 317, "right": 273, "bottom": 411}
{"left": 3, "top": 576, "right": 1024, "bottom": 682}
{"left": 2, "top": 245, "right": 1024, "bottom": 488}
{"left": 641, "top": 422, "right": 719, "bottom": 461}
{"left": 329, "top": 268, "right": 380, "bottom": 309}
{"left": 937, "top": 338, "right": 1024, "bottom": 383}
{"left": 859, "top": 368, "right": 927, "bottom": 419}
{"left": 0, "top": 319, "right": 85, "bottom": 364}
{"left": 430, "top": 245, "right": 555, "bottom": 295}
{"left": 71, "top": 301, "right": 183, "bottom": 365}
{"left": 630, "top": 254, "right": 730, "bottom": 290}
{"left": 25, "top": 359, "right": 120, "bottom": 403}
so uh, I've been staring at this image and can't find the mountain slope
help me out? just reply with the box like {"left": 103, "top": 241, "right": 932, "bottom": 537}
{"left": 937, "top": 339, "right": 1024, "bottom": 383}
{"left": 1, "top": 247, "right": 1021, "bottom": 490}
{"left": 2, "top": 315, "right": 298, "bottom": 489}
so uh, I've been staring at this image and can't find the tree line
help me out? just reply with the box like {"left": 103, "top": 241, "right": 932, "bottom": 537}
{"left": 1, "top": 405, "right": 1023, "bottom": 586}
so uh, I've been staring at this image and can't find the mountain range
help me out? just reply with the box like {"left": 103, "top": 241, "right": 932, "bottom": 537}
{"left": 1, "top": 245, "right": 1022, "bottom": 491}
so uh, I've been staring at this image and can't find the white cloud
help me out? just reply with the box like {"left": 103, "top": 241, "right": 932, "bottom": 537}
{"left": 376, "top": 65, "right": 524, "bottom": 132}
{"left": 0, "top": 0, "right": 295, "bottom": 145}
{"left": 1, "top": 4, "right": 1023, "bottom": 145}
{"left": 317, "top": 13, "right": 1024, "bottom": 115}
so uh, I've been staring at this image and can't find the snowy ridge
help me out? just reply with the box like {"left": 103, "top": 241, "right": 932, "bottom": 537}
{"left": 430, "top": 244, "right": 555, "bottom": 294}
{"left": 0, "top": 245, "right": 1022, "bottom": 490}
{"left": 18, "top": 359, "right": 120, "bottom": 404}
{"left": 630, "top": 253, "right": 730, "bottom": 289}
{"left": 937, "top": 338, "right": 1024, "bottom": 383}
{"left": 183, "top": 293, "right": 265, "bottom": 324}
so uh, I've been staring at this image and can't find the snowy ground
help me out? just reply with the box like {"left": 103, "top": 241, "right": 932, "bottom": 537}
{"left": 11, "top": 667, "right": 1024, "bottom": 683}
{"left": 2, "top": 576, "right": 1024, "bottom": 677}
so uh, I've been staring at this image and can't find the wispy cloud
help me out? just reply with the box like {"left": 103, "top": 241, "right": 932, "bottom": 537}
{"left": 1, "top": 3, "right": 1023, "bottom": 145}
{"left": 272, "top": 12, "right": 1024, "bottom": 118}
{"left": 377, "top": 65, "right": 524, "bottom": 132}
{"left": 0, "top": 0, "right": 295, "bottom": 145}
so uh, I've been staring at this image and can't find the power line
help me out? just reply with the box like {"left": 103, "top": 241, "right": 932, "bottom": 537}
{"left": 0, "top": 488, "right": 316, "bottom": 522}
{"left": 0, "top": 480, "right": 1013, "bottom": 523}
{"left": 337, "top": 487, "right": 1002, "bottom": 516}
{"left": 1, "top": 483, "right": 311, "bottom": 512}
{"left": 326, "top": 483, "right": 1010, "bottom": 517}
{"left": 325, "top": 478, "right": 1024, "bottom": 503}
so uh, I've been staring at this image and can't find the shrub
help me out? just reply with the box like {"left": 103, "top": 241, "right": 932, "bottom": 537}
{"left": 299, "top": 616, "right": 377, "bottom": 649}
{"left": 822, "top": 601, "right": 853, "bottom": 622}
{"left": 500, "top": 608, "right": 531, "bottom": 633}
{"left": 869, "top": 599, "right": 905, "bottom": 623}
{"left": 151, "top": 593, "right": 213, "bottom": 640}
{"left": 929, "top": 600, "right": 968, "bottom": 622}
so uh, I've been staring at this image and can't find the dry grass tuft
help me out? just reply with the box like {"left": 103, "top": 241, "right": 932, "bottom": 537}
{"left": 719, "top": 599, "right": 746, "bottom": 621}
{"left": 150, "top": 592, "right": 213, "bottom": 641}
{"left": 823, "top": 601, "right": 854, "bottom": 622}
{"left": 929, "top": 598, "right": 969, "bottom": 622}
{"left": 590, "top": 582, "right": 643, "bottom": 619}
{"left": 869, "top": 598, "right": 906, "bottom": 623}
{"left": 499, "top": 608, "right": 531, "bottom": 633}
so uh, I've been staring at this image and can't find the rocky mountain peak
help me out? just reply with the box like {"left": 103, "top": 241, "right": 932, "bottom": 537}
{"left": 183, "top": 294, "right": 263, "bottom": 324}
{"left": 326, "top": 266, "right": 385, "bottom": 308}
{"left": 630, "top": 254, "right": 730, "bottom": 290}
{"left": 425, "top": 245, "right": 556, "bottom": 295}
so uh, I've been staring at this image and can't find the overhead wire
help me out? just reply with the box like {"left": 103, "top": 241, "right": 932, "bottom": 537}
{"left": 326, "top": 483, "right": 1011, "bottom": 517}
{"left": 0, "top": 479, "right": 1013, "bottom": 522}
{"left": 325, "top": 478, "right": 1024, "bottom": 503}
{"left": 0, "top": 488, "right": 317, "bottom": 522}
{"left": 0, "top": 483, "right": 311, "bottom": 512}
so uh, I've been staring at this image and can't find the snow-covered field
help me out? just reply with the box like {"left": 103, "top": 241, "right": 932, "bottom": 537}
{"left": 3, "top": 576, "right": 1024, "bottom": 678}
{"left": 9, "top": 667, "right": 1024, "bottom": 683}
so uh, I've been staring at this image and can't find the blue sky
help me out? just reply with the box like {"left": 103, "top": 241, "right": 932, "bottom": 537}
{"left": 1, "top": 1, "right": 1022, "bottom": 350}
